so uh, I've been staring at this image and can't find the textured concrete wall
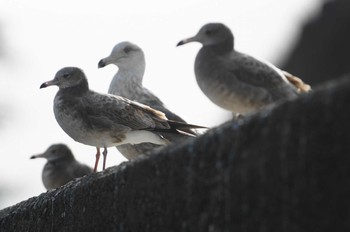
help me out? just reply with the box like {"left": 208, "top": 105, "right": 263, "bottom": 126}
{"left": 1, "top": 76, "right": 350, "bottom": 231}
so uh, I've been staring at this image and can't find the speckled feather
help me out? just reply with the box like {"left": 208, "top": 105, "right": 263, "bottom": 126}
{"left": 178, "top": 23, "right": 309, "bottom": 115}
{"left": 98, "top": 42, "right": 199, "bottom": 159}
{"left": 42, "top": 67, "right": 201, "bottom": 149}
{"left": 99, "top": 42, "right": 196, "bottom": 131}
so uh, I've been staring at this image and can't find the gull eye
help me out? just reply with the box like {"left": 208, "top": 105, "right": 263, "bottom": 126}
{"left": 123, "top": 46, "right": 132, "bottom": 54}
{"left": 51, "top": 149, "right": 57, "bottom": 154}
{"left": 205, "top": 29, "right": 212, "bottom": 36}
{"left": 63, "top": 73, "right": 71, "bottom": 78}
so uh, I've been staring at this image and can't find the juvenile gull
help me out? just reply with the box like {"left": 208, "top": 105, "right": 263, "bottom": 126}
{"left": 177, "top": 23, "right": 311, "bottom": 115}
{"left": 40, "top": 67, "right": 204, "bottom": 172}
{"left": 30, "top": 144, "right": 92, "bottom": 190}
{"left": 98, "top": 41, "right": 197, "bottom": 160}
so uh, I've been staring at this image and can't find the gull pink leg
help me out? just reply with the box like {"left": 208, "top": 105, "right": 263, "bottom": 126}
{"left": 102, "top": 148, "right": 108, "bottom": 170}
{"left": 93, "top": 147, "right": 101, "bottom": 173}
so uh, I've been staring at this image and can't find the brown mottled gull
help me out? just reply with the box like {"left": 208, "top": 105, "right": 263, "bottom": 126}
{"left": 177, "top": 23, "right": 311, "bottom": 115}
{"left": 40, "top": 67, "right": 204, "bottom": 172}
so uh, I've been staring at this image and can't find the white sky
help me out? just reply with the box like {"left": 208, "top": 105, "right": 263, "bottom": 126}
{"left": 0, "top": 0, "right": 320, "bottom": 209}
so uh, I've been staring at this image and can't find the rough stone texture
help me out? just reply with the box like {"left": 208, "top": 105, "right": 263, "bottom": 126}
{"left": 1, "top": 75, "right": 350, "bottom": 231}
{"left": 281, "top": 0, "right": 350, "bottom": 86}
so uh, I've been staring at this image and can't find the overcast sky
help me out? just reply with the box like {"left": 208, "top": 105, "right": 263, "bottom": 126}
{"left": 0, "top": 0, "right": 320, "bottom": 209}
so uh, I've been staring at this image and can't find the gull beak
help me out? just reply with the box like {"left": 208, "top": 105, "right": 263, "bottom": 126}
{"left": 177, "top": 36, "right": 197, "bottom": 46}
{"left": 98, "top": 59, "right": 106, "bottom": 68}
{"left": 40, "top": 79, "right": 58, "bottom": 89}
{"left": 30, "top": 153, "right": 45, "bottom": 159}
{"left": 98, "top": 56, "right": 114, "bottom": 69}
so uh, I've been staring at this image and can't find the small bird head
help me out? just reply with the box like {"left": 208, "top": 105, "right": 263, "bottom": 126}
{"left": 98, "top": 41, "right": 145, "bottom": 69}
{"left": 177, "top": 23, "right": 234, "bottom": 47}
{"left": 30, "top": 144, "right": 75, "bottom": 162}
{"left": 40, "top": 67, "right": 88, "bottom": 89}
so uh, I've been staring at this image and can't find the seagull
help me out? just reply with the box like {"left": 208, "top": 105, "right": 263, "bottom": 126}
{"left": 177, "top": 23, "right": 311, "bottom": 115}
{"left": 30, "top": 143, "right": 92, "bottom": 190}
{"left": 40, "top": 67, "right": 205, "bottom": 172}
{"left": 98, "top": 41, "right": 198, "bottom": 160}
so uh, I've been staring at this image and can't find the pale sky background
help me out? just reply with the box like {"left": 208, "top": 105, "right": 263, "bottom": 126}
{"left": 0, "top": 0, "right": 320, "bottom": 209}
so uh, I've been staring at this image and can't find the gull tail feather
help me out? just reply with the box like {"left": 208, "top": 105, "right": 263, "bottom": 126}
{"left": 167, "top": 120, "right": 207, "bottom": 130}
{"left": 169, "top": 120, "right": 207, "bottom": 136}
{"left": 152, "top": 120, "right": 207, "bottom": 137}
{"left": 282, "top": 71, "right": 311, "bottom": 93}
{"left": 168, "top": 120, "right": 208, "bottom": 136}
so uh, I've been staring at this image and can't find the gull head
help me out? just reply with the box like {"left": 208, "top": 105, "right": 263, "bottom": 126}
{"left": 98, "top": 41, "right": 145, "bottom": 69}
{"left": 177, "top": 23, "right": 234, "bottom": 47}
{"left": 40, "top": 67, "right": 87, "bottom": 89}
{"left": 30, "top": 144, "right": 75, "bottom": 162}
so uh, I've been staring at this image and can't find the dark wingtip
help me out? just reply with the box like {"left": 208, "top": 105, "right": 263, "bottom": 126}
{"left": 168, "top": 120, "right": 208, "bottom": 130}
{"left": 98, "top": 59, "right": 105, "bottom": 69}
{"left": 30, "top": 155, "right": 36, "bottom": 159}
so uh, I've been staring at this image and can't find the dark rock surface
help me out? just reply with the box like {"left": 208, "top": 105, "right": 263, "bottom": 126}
{"left": 1, "top": 75, "right": 350, "bottom": 231}
{"left": 282, "top": 0, "right": 350, "bottom": 86}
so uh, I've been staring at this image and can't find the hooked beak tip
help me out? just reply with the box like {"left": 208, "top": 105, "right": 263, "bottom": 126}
{"left": 98, "top": 59, "right": 106, "bottom": 69}
{"left": 177, "top": 37, "right": 197, "bottom": 47}
{"left": 40, "top": 83, "right": 48, "bottom": 89}
{"left": 176, "top": 40, "right": 186, "bottom": 47}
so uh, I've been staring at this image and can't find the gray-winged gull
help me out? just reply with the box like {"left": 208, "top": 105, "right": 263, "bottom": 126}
{"left": 30, "top": 143, "right": 92, "bottom": 190}
{"left": 40, "top": 67, "right": 205, "bottom": 172}
{"left": 98, "top": 41, "right": 197, "bottom": 160}
{"left": 177, "top": 23, "right": 311, "bottom": 115}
